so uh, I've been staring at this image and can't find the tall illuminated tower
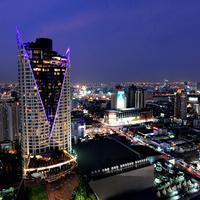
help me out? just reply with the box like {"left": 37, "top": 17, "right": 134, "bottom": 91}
{"left": 17, "top": 30, "right": 72, "bottom": 175}
{"left": 111, "top": 85, "right": 126, "bottom": 110}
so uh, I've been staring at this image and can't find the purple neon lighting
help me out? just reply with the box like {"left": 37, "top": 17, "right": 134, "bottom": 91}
{"left": 17, "top": 28, "right": 71, "bottom": 141}
{"left": 65, "top": 48, "right": 71, "bottom": 66}
{"left": 49, "top": 67, "right": 68, "bottom": 140}
{"left": 49, "top": 48, "right": 71, "bottom": 140}
{"left": 16, "top": 27, "right": 23, "bottom": 50}
{"left": 16, "top": 29, "right": 50, "bottom": 125}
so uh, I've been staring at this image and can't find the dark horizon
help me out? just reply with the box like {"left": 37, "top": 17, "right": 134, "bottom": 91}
{"left": 1, "top": 0, "right": 200, "bottom": 83}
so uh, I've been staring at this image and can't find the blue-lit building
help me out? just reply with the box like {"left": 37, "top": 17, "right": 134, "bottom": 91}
{"left": 111, "top": 85, "right": 126, "bottom": 110}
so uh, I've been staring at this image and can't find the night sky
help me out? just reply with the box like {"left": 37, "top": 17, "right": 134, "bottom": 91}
{"left": 1, "top": 0, "right": 200, "bottom": 83}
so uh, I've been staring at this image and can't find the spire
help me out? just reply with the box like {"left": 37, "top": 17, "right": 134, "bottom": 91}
{"left": 16, "top": 27, "right": 23, "bottom": 50}
{"left": 66, "top": 48, "right": 71, "bottom": 66}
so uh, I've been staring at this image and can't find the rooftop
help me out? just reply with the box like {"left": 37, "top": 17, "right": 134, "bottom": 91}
{"left": 75, "top": 137, "right": 140, "bottom": 174}
{"left": 74, "top": 136, "right": 159, "bottom": 175}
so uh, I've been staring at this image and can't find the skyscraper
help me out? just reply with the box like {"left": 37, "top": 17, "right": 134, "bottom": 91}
{"left": 0, "top": 97, "right": 19, "bottom": 143}
{"left": 174, "top": 89, "right": 187, "bottom": 120}
{"left": 127, "top": 85, "right": 144, "bottom": 109}
{"left": 111, "top": 85, "right": 126, "bottom": 110}
{"left": 17, "top": 30, "right": 73, "bottom": 176}
{"left": 127, "top": 84, "right": 137, "bottom": 108}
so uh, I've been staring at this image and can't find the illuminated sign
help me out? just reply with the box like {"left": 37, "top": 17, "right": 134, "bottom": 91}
{"left": 117, "top": 91, "right": 125, "bottom": 109}
{"left": 189, "top": 97, "right": 198, "bottom": 102}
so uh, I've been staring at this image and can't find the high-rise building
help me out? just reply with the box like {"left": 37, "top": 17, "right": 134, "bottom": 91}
{"left": 135, "top": 88, "right": 144, "bottom": 109}
{"left": 127, "top": 85, "right": 144, "bottom": 109}
{"left": 174, "top": 89, "right": 187, "bottom": 119}
{"left": 127, "top": 84, "right": 137, "bottom": 108}
{"left": 17, "top": 30, "right": 74, "bottom": 177}
{"left": 0, "top": 97, "right": 19, "bottom": 143}
{"left": 111, "top": 85, "right": 126, "bottom": 110}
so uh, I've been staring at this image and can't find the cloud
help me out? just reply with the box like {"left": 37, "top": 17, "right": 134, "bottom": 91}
{"left": 37, "top": 11, "right": 101, "bottom": 36}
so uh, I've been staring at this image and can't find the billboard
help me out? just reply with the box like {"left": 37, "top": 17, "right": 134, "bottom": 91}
{"left": 117, "top": 91, "right": 125, "bottom": 109}
{"left": 189, "top": 97, "right": 198, "bottom": 102}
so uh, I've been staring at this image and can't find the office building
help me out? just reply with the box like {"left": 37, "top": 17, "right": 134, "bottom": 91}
{"left": 127, "top": 85, "right": 144, "bottom": 109}
{"left": 111, "top": 85, "right": 126, "bottom": 110}
{"left": 0, "top": 97, "right": 19, "bottom": 143}
{"left": 104, "top": 108, "right": 153, "bottom": 126}
{"left": 174, "top": 89, "right": 187, "bottom": 119}
{"left": 127, "top": 84, "right": 137, "bottom": 108}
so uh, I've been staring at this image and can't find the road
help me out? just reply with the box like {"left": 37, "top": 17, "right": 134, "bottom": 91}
{"left": 85, "top": 116, "right": 200, "bottom": 180}
{"left": 111, "top": 128, "right": 200, "bottom": 180}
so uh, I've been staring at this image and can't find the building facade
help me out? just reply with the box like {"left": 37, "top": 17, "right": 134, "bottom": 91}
{"left": 17, "top": 31, "right": 72, "bottom": 159}
{"left": 111, "top": 85, "right": 126, "bottom": 110}
{"left": 104, "top": 108, "right": 153, "bottom": 126}
{"left": 127, "top": 85, "right": 144, "bottom": 109}
{"left": 0, "top": 97, "right": 19, "bottom": 143}
{"left": 174, "top": 90, "right": 187, "bottom": 119}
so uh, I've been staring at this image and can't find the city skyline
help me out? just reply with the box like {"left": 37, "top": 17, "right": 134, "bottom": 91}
{"left": 1, "top": 1, "right": 200, "bottom": 82}
{"left": 1, "top": 1, "right": 200, "bottom": 199}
